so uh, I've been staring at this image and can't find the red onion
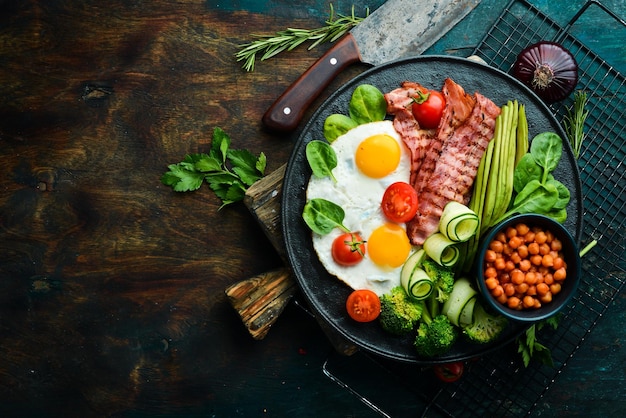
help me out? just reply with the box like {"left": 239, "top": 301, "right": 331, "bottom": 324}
{"left": 513, "top": 41, "right": 578, "bottom": 103}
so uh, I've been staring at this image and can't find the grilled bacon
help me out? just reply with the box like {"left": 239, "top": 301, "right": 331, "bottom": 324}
{"left": 386, "top": 78, "right": 500, "bottom": 245}
{"left": 385, "top": 82, "right": 436, "bottom": 184}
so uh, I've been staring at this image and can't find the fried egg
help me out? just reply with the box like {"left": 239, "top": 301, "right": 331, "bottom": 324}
{"left": 306, "top": 120, "right": 413, "bottom": 295}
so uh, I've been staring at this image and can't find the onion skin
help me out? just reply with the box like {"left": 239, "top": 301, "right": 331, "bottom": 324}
{"left": 513, "top": 41, "right": 578, "bottom": 103}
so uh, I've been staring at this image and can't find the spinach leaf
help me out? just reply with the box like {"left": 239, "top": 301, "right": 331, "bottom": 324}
{"left": 348, "top": 84, "right": 387, "bottom": 125}
{"left": 546, "top": 178, "right": 571, "bottom": 210}
{"left": 494, "top": 180, "right": 559, "bottom": 224}
{"left": 544, "top": 207, "right": 568, "bottom": 223}
{"left": 513, "top": 153, "right": 542, "bottom": 193}
{"left": 302, "top": 198, "right": 349, "bottom": 235}
{"left": 530, "top": 132, "right": 562, "bottom": 182}
{"left": 513, "top": 180, "right": 559, "bottom": 213}
{"left": 306, "top": 140, "right": 338, "bottom": 182}
{"left": 323, "top": 114, "right": 358, "bottom": 142}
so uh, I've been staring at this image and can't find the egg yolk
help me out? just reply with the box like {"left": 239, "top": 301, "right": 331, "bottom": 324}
{"left": 368, "top": 223, "right": 411, "bottom": 268}
{"left": 355, "top": 134, "right": 401, "bottom": 178}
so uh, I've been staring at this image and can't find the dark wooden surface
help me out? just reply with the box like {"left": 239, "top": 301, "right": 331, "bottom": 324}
{"left": 1, "top": 0, "right": 625, "bottom": 416}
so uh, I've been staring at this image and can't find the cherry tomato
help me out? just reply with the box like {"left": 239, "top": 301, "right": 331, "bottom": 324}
{"left": 381, "top": 182, "right": 419, "bottom": 223}
{"left": 411, "top": 89, "right": 446, "bottom": 129}
{"left": 332, "top": 232, "right": 366, "bottom": 266}
{"left": 345, "top": 289, "right": 381, "bottom": 322}
{"left": 433, "top": 361, "right": 465, "bottom": 383}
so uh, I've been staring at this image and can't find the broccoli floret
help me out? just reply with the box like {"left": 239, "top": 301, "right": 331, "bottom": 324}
{"left": 462, "top": 302, "right": 508, "bottom": 344}
{"left": 379, "top": 286, "right": 423, "bottom": 335}
{"left": 403, "top": 259, "right": 459, "bottom": 357}
{"left": 422, "top": 259, "right": 455, "bottom": 303}
{"left": 414, "top": 310, "right": 458, "bottom": 357}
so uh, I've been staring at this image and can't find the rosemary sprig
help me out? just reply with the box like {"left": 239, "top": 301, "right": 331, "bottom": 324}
{"left": 235, "top": 4, "right": 368, "bottom": 72}
{"left": 563, "top": 90, "right": 589, "bottom": 159}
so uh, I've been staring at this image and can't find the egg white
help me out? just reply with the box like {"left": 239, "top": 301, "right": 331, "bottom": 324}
{"left": 306, "top": 120, "right": 413, "bottom": 296}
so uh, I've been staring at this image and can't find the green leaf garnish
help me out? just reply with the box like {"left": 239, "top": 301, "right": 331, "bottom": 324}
{"left": 161, "top": 128, "right": 266, "bottom": 208}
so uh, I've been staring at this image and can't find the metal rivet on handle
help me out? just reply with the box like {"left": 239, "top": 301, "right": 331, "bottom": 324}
{"left": 330, "top": 58, "right": 337, "bottom": 65}
{"left": 283, "top": 107, "right": 291, "bottom": 115}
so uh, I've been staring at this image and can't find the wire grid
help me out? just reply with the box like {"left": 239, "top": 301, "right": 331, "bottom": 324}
{"left": 321, "top": 0, "right": 626, "bottom": 416}
{"left": 426, "top": 0, "right": 626, "bottom": 415}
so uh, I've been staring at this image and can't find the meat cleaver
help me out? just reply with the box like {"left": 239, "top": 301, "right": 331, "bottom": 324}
{"left": 262, "top": 0, "right": 481, "bottom": 132}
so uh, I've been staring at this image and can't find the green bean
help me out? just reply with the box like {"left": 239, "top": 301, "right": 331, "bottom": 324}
{"left": 494, "top": 101, "right": 518, "bottom": 221}
{"left": 481, "top": 106, "right": 505, "bottom": 231}
{"left": 515, "top": 104, "right": 528, "bottom": 166}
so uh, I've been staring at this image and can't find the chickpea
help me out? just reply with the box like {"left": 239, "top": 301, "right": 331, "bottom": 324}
{"left": 517, "top": 245, "right": 529, "bottom": 258}
{"left": 509, "top": 235, "right": 523, "bottom": 249}
{"left": 490, "top": 239, "right": 504, "bottom": 253}
{"left": 516, "top": 223, "right": 530, "bottom": 236}
{"left": 528, "top": 242, "right": 540, "bottom": 255}
{"left": 523, "top": 295, "right": 536, "bottom": 309}
{"left": 535, "top": 231, "right": 547, "bottom": 244}
{"left": 505, "top": 226, "right": 518, "bottom": 239}
{"left": 539, "top": 292, "right": 553, "bottom": 304}
{"left": 530, "top": 254, "right": 543, "bottom": 266}
{"left": 553, "top": 257, "right": 565, "bottom": 270}
{"left": 536, "top": 282, "right": 550, "bottom": 296}
{"left": 511, "top": 269, "right": 525, "bottom": 285}
{"left": 554, "top": 267, "right": 567, "bottom": 281}
{"left": 542, "top": 254, "right": 554, "bottom": 268}
{"left": 550, "top": 283, "right": 562, "bottom": 295}
{"left": 485, "top": 249, "right": 497, "bottom": 263}
{"left": 507, "top": 296, "right": 522, "bottom": 310}
{"left": 485, "top": 277, "right": 498, "bottom": 290}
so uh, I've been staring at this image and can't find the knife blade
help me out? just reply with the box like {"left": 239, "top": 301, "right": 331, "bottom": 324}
{"left": 262, "top": 0, "right": 481, "bottom": 132}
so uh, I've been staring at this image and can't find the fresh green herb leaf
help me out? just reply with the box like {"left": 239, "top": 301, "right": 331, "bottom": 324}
{"left": 529, "top": 132, "right": 562, "bottom": 183}
{"left": 546, "top": 178, "right": 571, "bottom": 210}
{"left": 512, "top": 153, "right": 542, "bottom": 193}
{"left": 493, "top": 180, "right": 559, "bottom": 224}
{"left": 236, "top": 4, "right": 368, "bottom": 72}
{"left": 323, "top": 114, "right": 358, "bottom": 142}
{"left": 194, "top": 154, "right": 223, "bottom": 172}
{"left": 161, "top": 128, "right": 266, "bottom": 208}
{"left": 212, "top": 127, "right": 231, "bottom": 163}
{"left": 348, "top": 84, "right": 387, "bottom": 125}
{"left": 517, "top": 316, "right": 560, "bottom": 367}
{"left": 228, "top": 149, "right": 266, "bottom": 186}
{"left": 302, "top": 198, "right": 350, "bottom": 235}
{"left": 306, "top": 140, "right": 338, "bottom": 182}
{"left": 563, "top": 90, "right": 589, "bottom": 159}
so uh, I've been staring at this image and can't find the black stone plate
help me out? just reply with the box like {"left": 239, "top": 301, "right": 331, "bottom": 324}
{"left": 281, "top": 56, "right": 583, "bottom": 364}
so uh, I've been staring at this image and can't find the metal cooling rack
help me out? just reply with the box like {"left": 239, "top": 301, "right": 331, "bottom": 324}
{"left": 321, "top": 1, "right": 626, "bottom": 416}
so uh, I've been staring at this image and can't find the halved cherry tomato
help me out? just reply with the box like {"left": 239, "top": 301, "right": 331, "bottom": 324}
{"left": 381, "top": 182, "right": 419, "bottom": 223}
{"left": 411, "top": 89, "right": 446, "bottom": 129}
{"left": 332, "top": 232, "right": 366, "bottom": 266}
{"left": 346, "top": 289, "right": 381, "bottom": 322}
{"left": 433, "top": 361, "right": 465, "bottom": 383}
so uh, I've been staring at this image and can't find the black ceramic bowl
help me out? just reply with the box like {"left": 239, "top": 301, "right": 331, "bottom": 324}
{"left": 475, "top": 214, "right": 581, "bottom": 322}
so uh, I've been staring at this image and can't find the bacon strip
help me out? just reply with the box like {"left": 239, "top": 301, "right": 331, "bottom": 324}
{"left": 411, "top": 79, "right": 476, "bottom": 196}
{"left": 385, "top": 81, "right": 435, "bottom": 184}
{"left": 406, "top": 92, "right": 501, "bottom": 245}
{"left": 385, "top": 81, "right": 425, "bottom": 113}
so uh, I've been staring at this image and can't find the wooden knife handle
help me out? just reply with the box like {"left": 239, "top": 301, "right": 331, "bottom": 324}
{"left": 262, "top": 33, "right": 362, "bottom": 132}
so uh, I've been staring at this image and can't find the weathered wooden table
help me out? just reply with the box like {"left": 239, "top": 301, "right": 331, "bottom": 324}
{"left": 1, "top": 0, "right": 625, "bottom": 416}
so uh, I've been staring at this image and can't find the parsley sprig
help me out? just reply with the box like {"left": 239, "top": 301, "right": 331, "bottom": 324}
{"left": 516, "top": 315, "right": 560, "bottom": 367}
{"left": 161, "top": 127, "right": 266, "bottom": 208}
{"left": 235, "top": 4, "right": 368, "bottom": 72}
